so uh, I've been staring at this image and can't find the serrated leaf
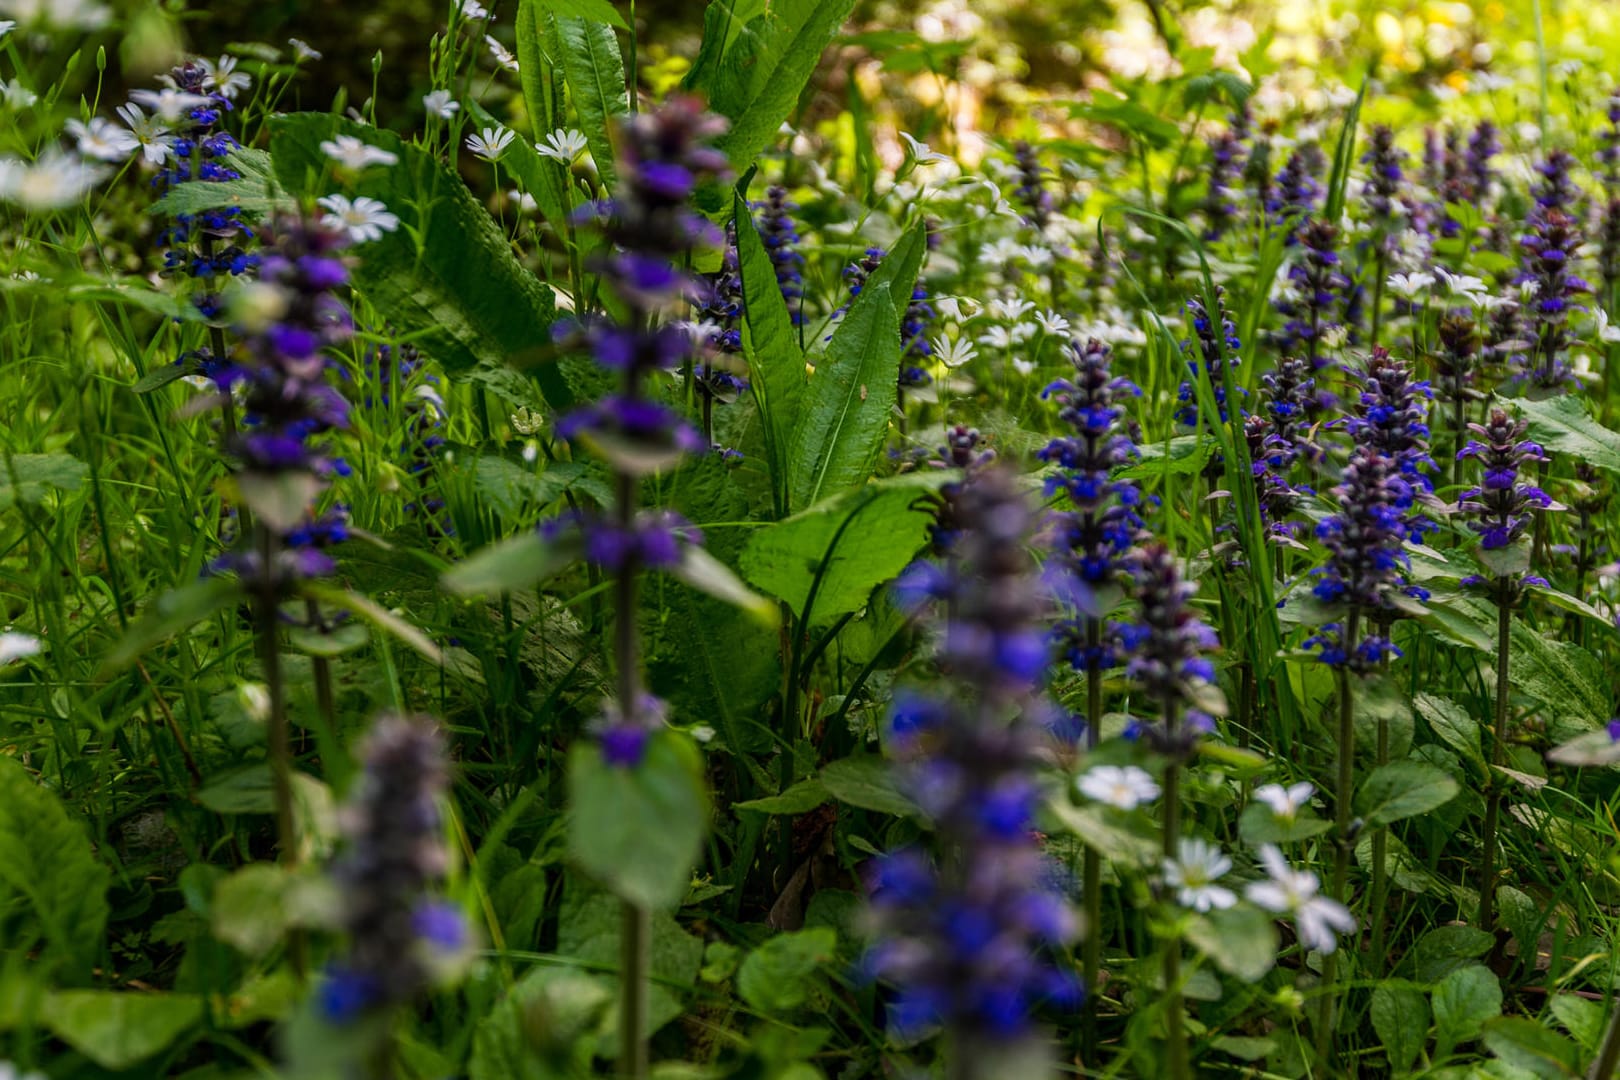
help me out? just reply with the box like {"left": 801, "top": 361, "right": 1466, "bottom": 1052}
{"left": 1480, "top": 1016, "right": 1582, "bottom": 1078}
{"left": 1416, "top": 692, "right": 1484, "bottom": 768}
{"left": 740, "top": 472, "right": 949, "bottom": 627}
{"left": 557, "top": 15, "right": 629, "bottom": 190}
{"left": 1356, "top": 760, "right": 1460, "bottom": 827}
{"left": 1410, "top": 925, "right": 1494, "bottom": 984}
{"left": 568, "top": 733, "right": 709, "bottom": 910}
{"left": 43, "top": 991, "right": 203, "bottom": 1069}
{"left": 0, "top": 758, "right": 111, "bottom": 977}
{"left": 1510, "top": 625, "right": 1609, "bottom": 739}
{"left": 1547, "top": 994, "right": 1604, "bottom": 1053}
{"left": 817, "top": 756, "right": 917, "bottom": 817}
{"left": 1433, "top": 965, "right": 1503, "bottom": 1056}
{"left": 737, "top": 928, "right": 836, "bottom": 1015}
{"left": 268, "top": 113, "right": 571, "bottom": 407}
{"left": 1516, "top": 394, "right": 1620, "bottom": 475}
{"left": 469, "top": 967, "right": 611, "bottom": 1080}
{"left": 1372, "top": 981, "right": 1430, "bottom": 1074}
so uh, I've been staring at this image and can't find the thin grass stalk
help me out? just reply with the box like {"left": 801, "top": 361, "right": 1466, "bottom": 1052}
{"left": 1081, "top": 620, "right": 1103, "bottom": 1059}
{"left": 1478, "top": 580, "right": 1513, "bottom": 933}
{"left": 1161, "top": 694, "right": 1188, "bottom": 1080}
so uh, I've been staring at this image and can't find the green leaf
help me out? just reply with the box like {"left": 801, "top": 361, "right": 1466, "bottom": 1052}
{"left": 544, "top": 0, "right": 628, "bottom": 28}
{"left": 1516, "top": 394, "right": 1620, "bottom": 475}
{"left": 1186, "top": 905, "right": 1277, "bottom": 982}
{"left": 1410, "top": 925, "right": 1494, "bottom": 984}
{"left": 105, "top": 576, "right": 240, "bottom": 671}
{"left": 1371, "top": 981, "right": 1431, "bottom": 1074}
{"left": 740, "top": 472, "right": 950, "bottom": 627}
{"left": 734, "top": 188, "right": 804, "bottom": 516}
{"left": 1238, "top": 800, "right": 1332, "bottom": 844}
{"left": 517, "top": 0, "right": 562, "bottom": 135}
{"left": 735, "top": 779, "right": 830, "bottom": 815}
{"left": 1480, "top": 1017, "right": 1582, "bottom": 1078}
{"left": 1547, "top": 994, "right": 1605, "bottom": 1053}
{"left": 0, "top": 758, "right": 111, "bottom": 977}
{"left": 268, "top": 114, "right": 571, "bottom": 408}
{"left": 568, "top": 732, "right": 709, "bottom": 910}
{"left": 557, "top": 15, "right": 629, "bottom": 189}
{"left": 1433, "top": 965, "right": 1503, "bottom": 1056}
{"left": 442, "top": 530, "right": 584, "bottom": 596}
{"left": 817, "top": 756, "right": 917, "bottom": 817}
{"left": 667, "top": 545, "right": 779, "bottom": 626}
{"left": 467, "top": 98, "right": 568, "bottom": 238}
{"left": 303, "top": 585, "right": 443, "bottom": 665}
{"left": 469, "top": 967, "right": 612, "bottom": 1080}
{"left": 131, "top": 364, "right": 188, "bottom": 393}
{"left": 43, "top": 991, "right": 203, "bottom": 1070}
{"left": 1477, "top": 539, "right": 1531, "bottom": 580}
{"left": 737, "top": 928, "right": 836, "bottom": 1015}
{"left": 697, "top": 0, "right": 859, "bottom": 174}
{"left": 236, "top": 469, "right": 325, "bottom": 532}
{"left": 210, "top": 863, "right": 297, "bottom": 957}
{"left": 1510, "top": 625, "right": 1609, "bottom": 739}
{"left": 787, "top": 285, "right": 900, "bottom": 510}
{"left": 0, "top": 452, "right": 87, "bottom": 508}
{"left": 1356, "top": 760, "right": 1461, "bottom": 827}
{"left": 1043, "top": 799, "right": 1159, "bottom": 867}
{"left": 557, "top": 878, "right": 703, "bottom": 1044}
{"left": 149, "top": 176, "right": 289, "bottom": 218}
{"left": 1416, "top": 692, "right": 1484, "bottom": 769}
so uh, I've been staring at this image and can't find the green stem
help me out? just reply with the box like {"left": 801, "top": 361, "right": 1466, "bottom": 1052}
{"left": 1162, "top": 695, "right": 1188, "bottom": 1080}
{"left": 1081, "top": 621, "right": 1103, "bottom": 1060}
{"left": 1319, "top": 608, "right": 1361, "bottom": 1064}
{"left": 620, "top": 898, "right": 650, "bottom": 1080}
{"left": 1478, "top": 581, "right": 1513, "bottom": 932}
{"left": 1590, "top": 995, "right": 1620, "bottom": 1080}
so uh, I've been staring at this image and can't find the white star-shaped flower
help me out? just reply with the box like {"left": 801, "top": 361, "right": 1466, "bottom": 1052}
{"left": 317, "top": 194, "right": 400, "bottom": 243}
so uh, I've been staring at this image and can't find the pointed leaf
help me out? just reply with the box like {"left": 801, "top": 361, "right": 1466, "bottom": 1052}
{"left": 1356, "top": 760, "right": 1460, "bottom": 827}
{"left": 557, "top": 16, "right": 629, "bottom": 190}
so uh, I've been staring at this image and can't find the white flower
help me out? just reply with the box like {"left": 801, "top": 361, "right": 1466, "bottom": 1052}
{"left": 1163, "top": 838, "right": 1237, "bottom": 912}
{"left": 128, "top": 88, "right": 212, "bottom": 125}
{"left": 1253, "top": 782, "right": 1315, "bottom": 821}
{"left": 1436, "top": 267, "right": 1489, "bottom": 302}
{"left": 979, "top": 236, "right": 1022, "bottom": 267}
{"left": 317, "top": 194, "right": 400, "bottom": 243}
{"left": 508, "top": 188, "right": 537, "bottom": 213}
{"left": 1017, "top": 243, "right": 1053, "bottom": 268}
{"left": 1385, "top": 271, "right": 1435, "bottom": 300}
{"left": 1, "top": 78, "right": 35, "bottom": 109}
{"left": 987, "top": 297, "right": 1036, "bottom": 322}
{"left": 115, "top": 103, "right": 175, "bottom": 166}
{"left": 200, "top": 56, "right": 251, "bottom": 100}
{"left": 1245, "top": 845, "right": 1356, "bottom": 954}
{"left": 65, "top": 116, "right": 139, "bottom": 162}
{"left": 932, "top": 335, "right": 977, "bottom": 369}
{"left": 976, "top": 325, "right": 1014, "bottom": 350}
{"left": 486, "top": 35, "right": 519, "bottom": 73}
{"left": 0, "top": 20, "right": 13, "bottom": 38}
{"left": 536, "top": 127, "right": 589, "bottom": 164}
{"left": 0, "top": 631, "right": 41, "bottom": 664}
{"left": 465, "top": 126, "right": 514, "bottom": 162}
{"left": 0, "top": 151, "right": 107, "bottom": 210}
{"left": 1035, "top": 310, "right": 1070, "bottom": 336}
{"left": 289, "top": 38, "right": 322, "bottom": 62}
{"left": 1011, "top": 356, "right": 1037, "bottom": 377}
{"left": 423, "top": 89, "right": 460, "bottom": 119}
{"left": 458, "top": 0, "right": 489, "bottom": 19}
{"left": 1593, "top": 307, "right": 1620, "bottom": 345}
{"left": 1011, "top": 321, "right": 1039, "bottom": 344}
{"left": 899, "top": 131, "right": 950, "bottom": 168}
{"left": 1076, "top": 764, "right": 1161, "bottom": 810}
{"left": 934, "top": 295, "right": 979, "bottom": 321}
{"left": 320, "top": 134, "right": 398, "bottom": 170}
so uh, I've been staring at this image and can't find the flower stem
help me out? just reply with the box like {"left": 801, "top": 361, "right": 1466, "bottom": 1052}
{"left": 1161, "top": 695, "right": 1188, "bottom": 1080}
{"left": 1319, "top": 608, "right": 1361, "bottom": 1064}
{"left": 1478, "top": 580, "right": 1513, "bottom": 933}
{"left": 1081, "top": 622, "right": 1103, "bottom": 1060}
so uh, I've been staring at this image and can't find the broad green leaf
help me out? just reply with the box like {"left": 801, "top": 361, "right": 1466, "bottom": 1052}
{"left": 543, "top": 0, "right": 627, "bottom": 28}
{"left": 303, "top": 585, "right": 443, "bottom": 664}
{"left": 1509, "top": 625, "right": 1609, "bottom": 738}
{"left": 668, "top": 545, "right": 779, "bottom": 626}
{"left": 1433, "top": 965, "right": 1503, "bottom": 1056}
{"left": 1371, "top": 981, "right": 1430, "bottom": 1074}
{"left": 1517, "top": 394, "right": 1620, "bottom": 475}
{"left": 1477, "top": 539, "right": 1531, "bottom": 580}
{"left": 1416, "top": 692, "right": 1484, "bottom": 769}
{"left": 557, "top": 878, "right": 703, "bottom": 1047}
{"left": 236, "top": 469, "right": 325, "bottom": 531}
{"left": 734, "top": 188, "right": 804, "bottom": 517}
{"left": 517, "top": 0, "right": 562, "bottom": 136}
{"left": 1238, "top": 799, "right": 1332, "bottom": 844}
{"left": 1356, "top": 760, "right": 1460, "bottom": 827}
{"left": 1546, "top": 994, "right": 1604, "bottom": 1053}
{"left": 741, "top": 472, "right": 950, "bottom": 627}
{"left": 268, "top": 114, "right": 571, "bottom": 408}
{"left": 43, "top": 991, "right": 203, "bottom": 1070}
{"left": 211, "top": 864, "right": 297, "bottom": 957}
{"left": 697, "top": 0, "right": 860, "bottom": 174}
{"left": 469, "top": 967, "right": 611, "bottom": 1080}
{"left": 567, "top": 732, "right": 709, "bottom": 910}
{"left": 1186, "top": 905, "right": 1277, "bottom": 982}
{"left": 1043, "top": 799, "right": 1159, "bottom": 868}
{"left": 148, "top": 176, "right": 289, "bottom": 218}
{"left": 817, "top": 755, "right": 917, "bottom": 817}
{"left": 441, "top": 530, "right": 583, "bottom": 596}
{"left": 1409, "top": 925, "right": 1494, "bottom": 984}
{"left": 557, "top": 16, "right": 629, "bottom": 190}
{"left": 0, "top": 451, "right": 87, "bottom": 508}
{"left": 787, "top": 285, "right": 900, "bottom": 510}
{"left": 737, "top": 928, "right": 836, "bottom": 1015}
{"left": 467, "top": 98, "right": 568, "bottom": 238}
{"left": 104, "top": 576, "right": 239, "bottom": 671}
{"left": 131, "top": 363, "right": 188, "bottom": 393}
{"left": 0, "top": 758, "right": 111, "bottom": 977}
{"left": 735, "top": 779, "right": 830, "bottom": 815}
{"left": 685, "top": 0, "right": 769, "bottom": 95}
{"left": 1480, "top": 1017, "right": 1581, "bottom": 1078}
